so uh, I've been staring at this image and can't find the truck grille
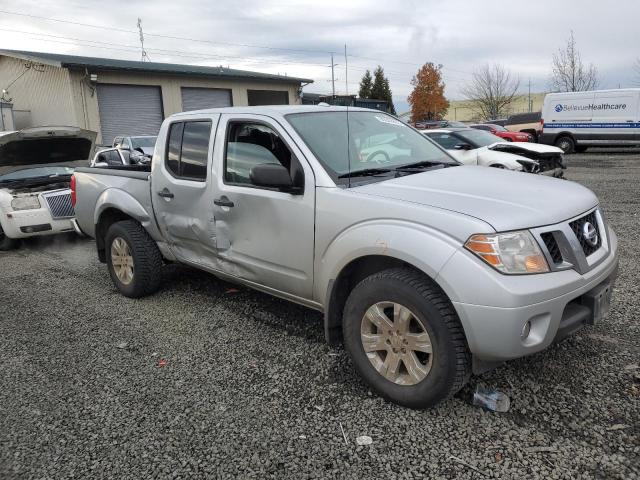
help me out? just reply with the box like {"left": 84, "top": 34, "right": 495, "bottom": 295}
{"left": 43, "top": 191, "right": 75, "bottom": 219}
{"left": 540, "top": 232, "right": 563, "bottom": 264}
{"left": 569, "top": 211, "right": 601, "bottom": 257}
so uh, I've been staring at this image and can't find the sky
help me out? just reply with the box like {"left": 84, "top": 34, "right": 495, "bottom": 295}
{"left": 1, "top": 0, "right": 639, "bottom": 114}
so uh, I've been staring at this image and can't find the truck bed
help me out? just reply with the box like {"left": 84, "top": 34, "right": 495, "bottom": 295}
{"left": 73, "top": 166, "right": 156, "bottom": 240}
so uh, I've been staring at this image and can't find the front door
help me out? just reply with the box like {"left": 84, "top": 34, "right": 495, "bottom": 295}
{"left": 211, "top": 114, "right": 316, "bottom": 300}
{"left": 152, "top": 115, "right": 221, "bottom": 265}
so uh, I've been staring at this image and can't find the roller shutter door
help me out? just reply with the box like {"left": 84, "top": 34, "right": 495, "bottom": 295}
{"left": 247, "top": 90, "right": 289, "bottom": 106}
{"left": 181, "top": 87, "right": 232, "bottom": 111}
{"left": 96, "top": 84, "right": 163, "bottom": 145}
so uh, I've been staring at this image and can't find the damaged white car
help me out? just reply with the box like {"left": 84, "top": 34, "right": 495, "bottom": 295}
{"left": 423, "top": 128, "right": 566, "bottom": 177}
{"left": 0, "top": 127, "right": 96, "bottom": 250}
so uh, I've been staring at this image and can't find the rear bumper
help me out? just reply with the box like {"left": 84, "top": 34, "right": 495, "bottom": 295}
{"left": 440, "top": 228, "right": 619, "bottom": 362}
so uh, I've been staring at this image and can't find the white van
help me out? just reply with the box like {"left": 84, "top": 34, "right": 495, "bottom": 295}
{"left": 540, "top": 88, "right": 640, "bottom": 153}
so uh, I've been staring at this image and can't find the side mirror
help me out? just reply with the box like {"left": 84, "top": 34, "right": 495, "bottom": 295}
{"left": 454, "top": 143, "right": 473, "bottom": 151}
{"left": 250, "top": 163, "right": 298, "bottom": 193}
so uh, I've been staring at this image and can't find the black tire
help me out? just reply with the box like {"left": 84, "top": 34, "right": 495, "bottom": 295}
{"left": 105, "top": 220, "right": 163, "bottom": 298}
{"left": 555, "top": 135, "right": 575, "bottom": 154}
{"left": 0, "top": 223, "right": 18, "bottom": 251}
{"left": 342, "top": 268, "right": 471, "bottom": 408}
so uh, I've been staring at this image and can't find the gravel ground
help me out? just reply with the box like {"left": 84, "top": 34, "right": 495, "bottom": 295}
{"left": 1, "top": 148, "right": 638, "bottom": 479}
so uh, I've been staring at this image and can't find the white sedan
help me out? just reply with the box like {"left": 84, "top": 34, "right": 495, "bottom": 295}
{"left": 423, "top": 128, "right": 566, "bottom": 177}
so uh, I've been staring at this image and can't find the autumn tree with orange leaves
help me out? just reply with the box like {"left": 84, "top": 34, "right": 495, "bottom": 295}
{"left": 408, "top": 63, "right": 449, "bottom": 123}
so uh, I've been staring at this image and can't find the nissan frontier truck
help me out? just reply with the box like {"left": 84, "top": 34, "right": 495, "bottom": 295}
{"left": 72, "top": 106, "right": 618, "bottom": 408}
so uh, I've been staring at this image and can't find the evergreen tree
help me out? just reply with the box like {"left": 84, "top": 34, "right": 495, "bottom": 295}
{"left": 370, "top": 66, "right": 396, "bottom": 114}
{"left": 358, "top": 70, "right": 373, "bottom": 98}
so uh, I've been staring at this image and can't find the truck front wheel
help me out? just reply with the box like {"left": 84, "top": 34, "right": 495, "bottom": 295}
{"left": 105, "top": 220, "right": 163, "bottom": 298}
{"left": 342, "top": 268, "right": 471, "bottom": 408}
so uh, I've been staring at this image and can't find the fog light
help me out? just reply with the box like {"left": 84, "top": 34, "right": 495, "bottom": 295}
{"left": 521, "top": 321, "right": 531, "bottom": 340}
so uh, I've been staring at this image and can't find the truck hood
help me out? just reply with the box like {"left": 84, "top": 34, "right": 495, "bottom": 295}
{"left": 0, "top": 126, "right": 97, "bottom": 175}
{"left": 354, "top": 165, "right": 598, "bottom": 231}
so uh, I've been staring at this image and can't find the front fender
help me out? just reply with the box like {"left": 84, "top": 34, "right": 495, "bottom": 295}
{"left": 94, "top": 188, "right": 151, "bottom": 228}
{"left": 315, "top": 219, "right": 462, "bottom": 304}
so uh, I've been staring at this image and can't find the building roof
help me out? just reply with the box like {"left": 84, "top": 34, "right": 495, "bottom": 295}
{"left": 0, "top": 49, "right": 314, "bottom": 84}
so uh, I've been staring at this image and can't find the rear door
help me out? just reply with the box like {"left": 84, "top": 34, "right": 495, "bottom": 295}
{"left": 151, "top": 115, "right": 221, "bottom": 266}
{"left": 591, "top": 90, "right": 640, "bottom": 144}
{"left": 211, "top": 114, "right": 315, "bottom": 299}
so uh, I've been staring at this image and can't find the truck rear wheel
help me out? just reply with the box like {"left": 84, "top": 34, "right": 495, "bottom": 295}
{"left": 342, "top": 268, "right": 471, "bottom": 408}
{"left": 105, "top": 220, "right": 163, "bottom": 298}
{"left": 0, "top": 224, "right": 18, "bottom": 251}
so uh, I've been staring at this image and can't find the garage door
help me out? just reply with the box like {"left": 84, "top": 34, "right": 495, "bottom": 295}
{"left": 96, "top": 84, "right": 164, "bottom": 145}
{"left": 247, "top": 90, "right": 289, "bottom": 106}
{"left": 181, "top": 87, "right": 232, "bottom": 112}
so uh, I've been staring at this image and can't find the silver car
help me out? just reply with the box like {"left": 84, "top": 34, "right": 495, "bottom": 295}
{"left": 72, "top": 106, "right": 619, "bottom": 408}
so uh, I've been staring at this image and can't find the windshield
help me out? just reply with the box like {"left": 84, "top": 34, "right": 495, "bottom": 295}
{"left": 131, "top": 137, "right": 157, "bottom": 148}
{"left": 287, "top": 111, "right": 455, "bottom": 184}
{"left": 456, "top": 129, "right": 504, "bottom": 147}
{"left": 0, "top": 166, "right": 75, "bottom": 182}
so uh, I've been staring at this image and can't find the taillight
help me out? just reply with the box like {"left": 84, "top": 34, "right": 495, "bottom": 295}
{"left": 70, "top": 174, "right": 76, "bottom": 207}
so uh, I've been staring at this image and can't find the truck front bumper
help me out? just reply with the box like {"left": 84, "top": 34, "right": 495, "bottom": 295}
{"left": 438, "top": 228, "right": 619, "bottom": 363}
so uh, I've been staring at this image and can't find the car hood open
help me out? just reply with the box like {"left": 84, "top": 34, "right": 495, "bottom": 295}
{"left": 489, "top": 141, "right": 563, "bottom": 157}
{"left": 0, "top": 126, "right": 97, "bottom": 176}
{"left": 354, "top": 165, "right": 598, "bottom": 231}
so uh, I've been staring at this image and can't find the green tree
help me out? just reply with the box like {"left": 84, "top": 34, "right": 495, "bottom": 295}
{"left": 370, "top": 66, "right": 396, "bottom": 114}
{"left": 358, "top": 70, "right": 373, "bottom": 98}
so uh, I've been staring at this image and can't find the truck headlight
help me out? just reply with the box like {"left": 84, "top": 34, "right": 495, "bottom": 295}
{"left": 11, "top": 196, "right": 41, "bottom": 211}
{"left": 465, "top": 230, "right": 549, "bottom": 274}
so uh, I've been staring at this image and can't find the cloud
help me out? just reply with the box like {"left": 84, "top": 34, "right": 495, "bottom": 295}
{"left": 1, "top": 0, "right": 638, "bottom": 102}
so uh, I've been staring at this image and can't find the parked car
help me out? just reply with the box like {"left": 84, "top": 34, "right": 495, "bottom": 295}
{"left": 540, "top": 88, "right": 640, "bottom": 153}
{"left": 72, "top": 106, "right": 618, "bottom": 408}
{"left": 113, "top": 135, "right": 157, "bottom": 156}
{"left": 0, "top": 126, "right": 96, "bottom": 250}
{"left": 423, "top": 128, "right": 565, "bottom": 177}
{"left": 470, "top": 123, "right": 532, "bottom": 142}
{"left": 505, "top": 111, "right": 542, "bottom": 142}
{"left": 414, "top": 120, "right": 468, "bottom": 130}
{"left": 90, "top": 147, "right": 151, "bottom": 168}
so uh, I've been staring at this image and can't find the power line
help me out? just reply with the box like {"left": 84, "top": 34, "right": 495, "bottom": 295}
{"left": 0, "top": 9, "right": 336, "bottom": 55}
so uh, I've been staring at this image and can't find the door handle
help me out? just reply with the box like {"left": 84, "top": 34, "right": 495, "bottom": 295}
{"left": 157, "top": 189, "right": 174, "bottom": 199}
{"left": 214, "top": 196, "right": 234, "bottom": 208}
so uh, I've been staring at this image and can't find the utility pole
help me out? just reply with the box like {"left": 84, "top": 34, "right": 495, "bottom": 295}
{"left": 137, "top": 18, "right": 149, "bottom": 62}
{"left": 344, "top": 44, "right": 348, "bottom": 96}
{"left": 528, "top": 78, "right": 532, "bottom": 112}
{"left": 330, "top": 53, "right": 336, "bottom": 97}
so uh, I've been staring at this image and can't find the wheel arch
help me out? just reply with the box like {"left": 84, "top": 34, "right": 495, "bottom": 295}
{"left": 95, "top": 208, "right": 138, "bottom": 262}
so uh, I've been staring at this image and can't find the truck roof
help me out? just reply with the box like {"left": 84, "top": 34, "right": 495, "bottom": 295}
{"left": 170, "top": 105, "right": 381, "bottom": 118}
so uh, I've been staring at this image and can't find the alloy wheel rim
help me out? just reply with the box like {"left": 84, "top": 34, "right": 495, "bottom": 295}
{"left": 111, "top": 237, "right": 134, "bottom": 285}
{"left": 360, "top": 302, "right": 433, "bottom": 386}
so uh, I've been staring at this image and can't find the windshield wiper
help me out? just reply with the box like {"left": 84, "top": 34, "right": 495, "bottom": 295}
{"left": 338, "top": 168, "right": 392, "bottom": 179}
{"left": 395, "top": 160, "right": 453, "bottom": 170}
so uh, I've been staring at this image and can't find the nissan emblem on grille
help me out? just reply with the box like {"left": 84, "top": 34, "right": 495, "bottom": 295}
{"left": 582, "top": 221, "right": 599, "bottom": 247}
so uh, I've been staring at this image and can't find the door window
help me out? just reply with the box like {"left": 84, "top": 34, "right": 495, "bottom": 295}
{"left": 224, "top": 122, "right": 299, "bottom": 187}
{"left": 165, "top": 121, "right": 212, "bottom": 181}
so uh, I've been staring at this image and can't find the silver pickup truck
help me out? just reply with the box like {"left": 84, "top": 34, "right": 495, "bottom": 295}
{"left": 72, "top": 106, "right": 619, "bottom": 408}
